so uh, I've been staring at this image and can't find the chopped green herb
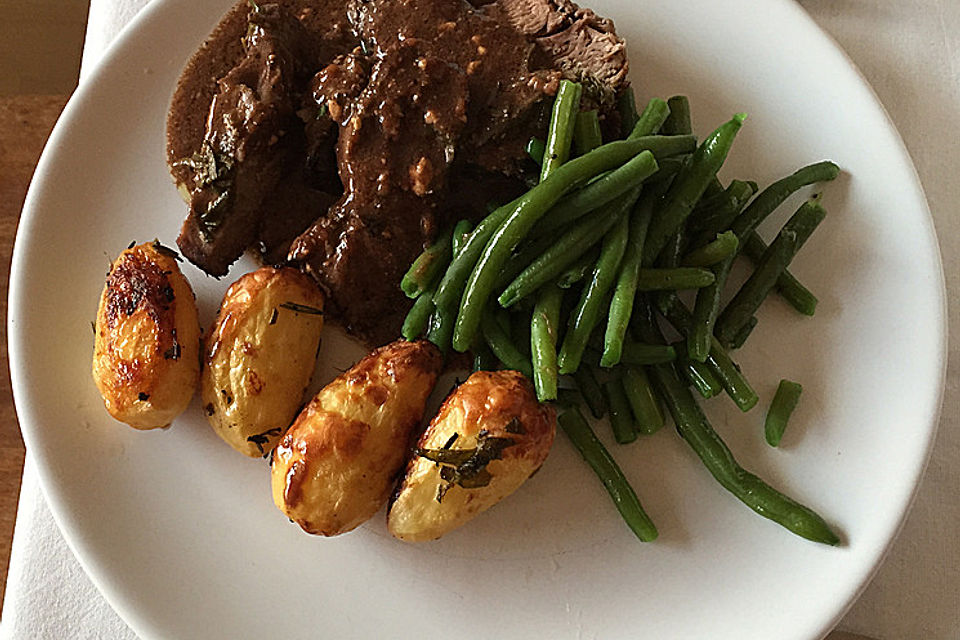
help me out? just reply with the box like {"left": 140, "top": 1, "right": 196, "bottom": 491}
{"left": 418, "top": 430, "right": 517, "bottom": 502}
{"left": 172, "top": 141, "right": 236, "bottom": 241}
{"left": 279, "top": 302, "right": 324, "bottom": 315}
{"left": 151, "top": 239, "right": 182, "bottom": 262}
{"left": 247, "top": 427, "right": 283, "bottom": 454}
{"left": 164, "top": 328, "right": 181, "bottom": 360}
{"left": 441, "top": 433, "right": 459, "bottom": 449}
{"left": 504, "top": 417, "right": 525, "bottom": 434}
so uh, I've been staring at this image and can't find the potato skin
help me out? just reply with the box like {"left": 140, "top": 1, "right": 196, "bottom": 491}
{"left": 202, "top": 266, "right": 325, "bottom": 457}
{"left": 387, "top": 370, "right": 556, "bottom": 542}
{"left": 271, "top": 339, "right": 442, "bottom": 535}
{"left": 92, "top": 241, "right": 201, "bottom": 429}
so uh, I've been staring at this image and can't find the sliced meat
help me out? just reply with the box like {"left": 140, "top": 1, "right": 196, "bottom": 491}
{"left": 167, "top": 0, "right": 630, "bottom": 345}
{"left": 289, "top": 43, "right": 469, "bottom": 343}
{"left": 173, "top": 4, "right": 315, "bottom": 275}
{"left": 168, "top": 1, "right": 356, "bottom": 276}
{"left": 289, "top": 195, "right": 428, "bottom": 346}
{"left": 347, "top": 0, "right": 561, "bottom": 171}
{"left": 299, "top": 52, "right": 369, "bottom": 192}
{"left": 167, "top": 0, "right": 354, "bottom": 170}
{"left": 255, "top": 171, "right": 338, "bottom": 265}
{"left": 489, "top": 0, "right": 628, "bottom": 104}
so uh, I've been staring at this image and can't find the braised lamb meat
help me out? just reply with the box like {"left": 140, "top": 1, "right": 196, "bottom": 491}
{"left": 173, "top": 5, "right": 316, "bottom": 276}
{"left": 167, "top": 0, "right": 629, "bottom": 344}
{"left": 289, "top": 43, "right": 469, "bottom": 343}
{"left": 490, "top": 0, "right": 628, "bottom": 104}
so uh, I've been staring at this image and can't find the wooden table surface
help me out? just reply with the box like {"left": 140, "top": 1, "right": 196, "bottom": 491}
{"left": 0, "top": 94, "right": 69, "bottom": 614}
{"left": 0, "top": 94, "right": 876, "bottom": 640}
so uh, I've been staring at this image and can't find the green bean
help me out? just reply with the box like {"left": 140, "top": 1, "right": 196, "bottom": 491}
{"left": 574, "top": 109, "right": 603, "bottom": 155}
{"left": 688, "top": 179, "right": 757, "bottom": 247}
{"left": 676, "top": 345, "right": 723, "bottom": 399}
{"left": 617, "top": 88, "right": 639, "bottom": 138}
{"left": 636, "top": 267, "right": 715, "bottom": 291}
{"left": 766, "top": 379, "right": 803, "bottom": 447}
{"left": 729, "top": 161, "right": 839, "bottom": 245}
{"left": 601, "top": 188, "right": 654, "bottom": 367}
{"left": 648, "top": 362, "right": 838, "bottom": 544}
{"left": 482, "top": 309, "right": 533, "bottom": 378}
{"left": 526, "top": 137, "right": 546, "bottom": 166}
{"left": 554, "top": 387, "right": 581, "bottom": 407}
{"left": 537, "top": 138, "right": 690, "bottom": 233}
{"left": 559, "top": 407, "right": 658, "bottom": 541}
{"left": 426, "top": 301, "right": 456, "bottom": 355}
{"left": 433, "top": 197, "right": 516, "bottom": 311}
{"left": 573, "top": 363, "right": 607, "bottom": 418}
{"left": 497, "top": 233, "right": 558, "bottom": 291}
{"left": 629, "top": 97, "right": 670, "bottom": 138}
{"left": 620, "top": 341, "right": 677, "bottom": 366}
{"left": 452, "top": 137, "right": 668, "bottom": 352}
{"left": 661, "top": 95, "right": 692, "bottom": 135}
{"left": 688, "top": 255, "right": 733, "bottom": 362}
{"left": 643, "top": 113, "right": 747, "bottom": 265}
{"left": 402, "top": 292, "right": 434, "bottom": 341}
{"left": 702, "top": 177, "right": 725, "bottom": 200}
{"left": 728, "top": 315, "right": 758, "bottom": 350}
{"left": 558, "top": 214, "right": 630, "bottom": 373}
{"left": 658, "top": 228, "right": 686, "bottom": 269}
{"left": 647, "top": 157, "right": 686, "bottom": 184}
{"left": 557, "top": 246, "right": 600, "bottom": 288}
{"left": 530, "top": 284, "right": 564, "bottom": 401}
{"left": 541, "top": 80, "right": 583, "bottom": 181}
{"left": 621, "top": 367, "right": 665, "bottom": 434}
{"left": 743, "top": 231, "right": 818, "bottom": 316}
{"left": 400, "top": 227, "right": 453, "bottom": 298}
{"left": 706, "top": 337, "right": 758, "bottom": 411}
{"left": 715, "top": 200, "right": 826, "bottom": 344}
{"left": 500, "top": 188, "right": 639, "bottom": 307}
{"left": 682, "top": 231, "right": 739, "bottom": 267}
{"left": 452, "top": 220, "right": 474, "bottom": 257}
{"left": 604, "top": 379, "right": 638, "bottom": 444}
{"left": 654, "top": 294, "right": 758, "bottom": 412}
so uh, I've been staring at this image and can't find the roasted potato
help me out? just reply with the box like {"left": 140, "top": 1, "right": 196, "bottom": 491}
{"left": 387, "top": 370, "right": 556, "bottom": 542}
{"left": 271, "top": 340, "right": 442, "bottom": 536}
{"left": 92, "top": 241, "right": 201, "bottom": 429}
{"left": 202, "top": 266, "right": 325, "bottom": 457}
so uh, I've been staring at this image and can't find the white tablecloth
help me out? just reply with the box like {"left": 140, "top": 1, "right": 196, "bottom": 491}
{"left": 2, "top": 0, "right": 958, "bottom": 638}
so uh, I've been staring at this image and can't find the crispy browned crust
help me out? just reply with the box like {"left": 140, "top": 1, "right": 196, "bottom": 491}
{"left": 271, "top": 339, "right": 443, "bottom": 535}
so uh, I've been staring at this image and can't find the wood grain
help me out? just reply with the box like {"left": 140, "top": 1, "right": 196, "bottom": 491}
{"left": 0, "top": 93, "right": 69, "bottom": 613}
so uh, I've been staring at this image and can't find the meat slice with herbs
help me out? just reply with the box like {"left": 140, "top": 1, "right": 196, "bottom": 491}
{"left": 166, "top": 0, "right": 631, "bottom": 345}
{"left": 173, "top": 4, "right": 318, "bottom": 276}
{"left": 289, "top": 43, "right": 469, "bottom": 344}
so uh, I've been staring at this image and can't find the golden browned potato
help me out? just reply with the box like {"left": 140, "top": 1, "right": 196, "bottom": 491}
{"left": 92, "top": 241, "right": 201, "bottom": 429}
{"left": 387, "top": 370, "right": 556, "bottom": 542}
{"left": 202, "top": 266, "right": 325, "bottom": 457}
{"left": 271, "top": 340, "right": 442, "bottom": 536}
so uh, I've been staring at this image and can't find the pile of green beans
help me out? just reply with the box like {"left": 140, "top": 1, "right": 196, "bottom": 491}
{"left": 398, "top": 86, "right": 841, "bottom": 546}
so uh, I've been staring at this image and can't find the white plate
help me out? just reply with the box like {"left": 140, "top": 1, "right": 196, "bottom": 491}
{"left": 8, "top": 0, "right": 946, "bottom": 638}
